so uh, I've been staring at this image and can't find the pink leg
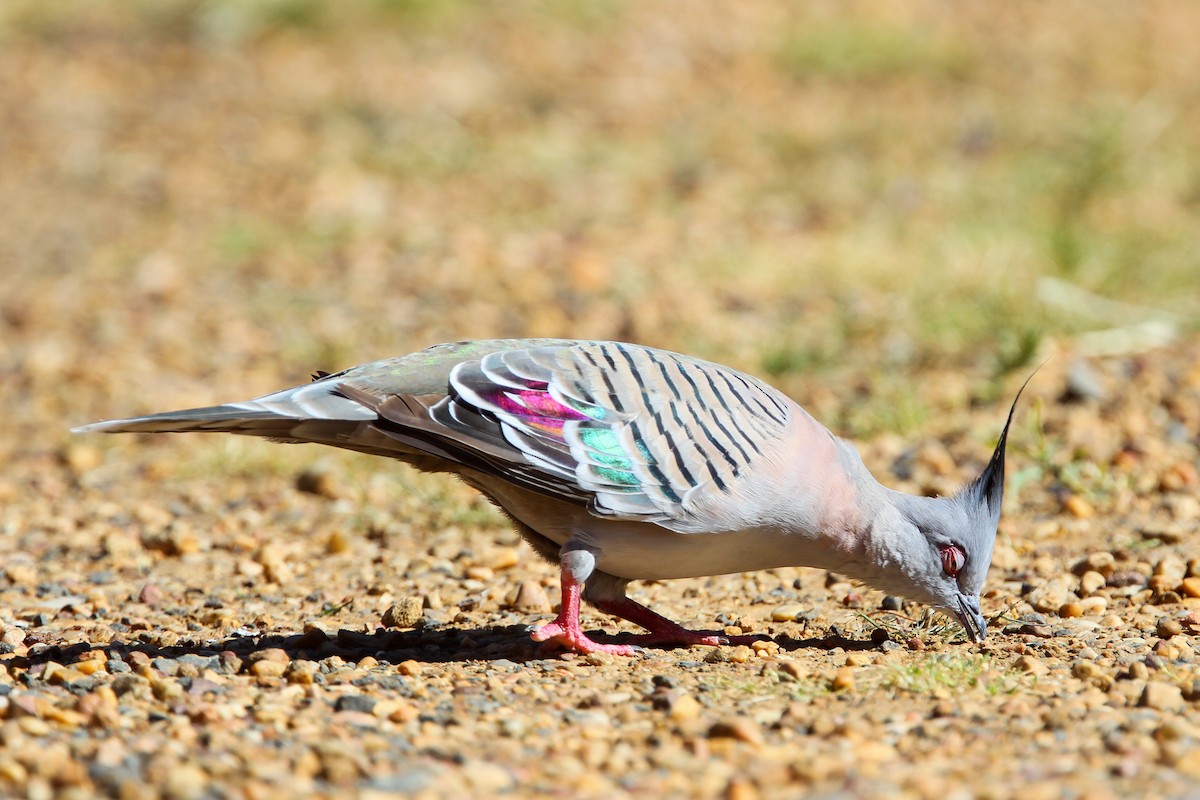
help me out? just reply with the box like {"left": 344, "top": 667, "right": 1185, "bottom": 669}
{"left": 594, "top": 596, "right": 762, "bottom": 648}
{"left": 529, "top": 570, "right": 642, "bottom": 656}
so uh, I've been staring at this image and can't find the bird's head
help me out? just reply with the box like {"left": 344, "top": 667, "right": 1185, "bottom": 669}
{"left": 881, "top": 380, "right": 1028, "bottom": 643}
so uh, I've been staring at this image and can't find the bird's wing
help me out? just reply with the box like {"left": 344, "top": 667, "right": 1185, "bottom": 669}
{"left": 356, "top": 341, "right": 792, "bottom": 526}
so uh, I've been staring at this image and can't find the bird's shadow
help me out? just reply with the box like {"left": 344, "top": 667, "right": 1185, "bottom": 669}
{"left": 15, "top": 623, "right": 884, "bottom": 673}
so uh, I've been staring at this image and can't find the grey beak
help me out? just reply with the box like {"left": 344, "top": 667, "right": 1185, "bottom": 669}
{"left": 955, "top": 596, "right": 988, "bottom": 643}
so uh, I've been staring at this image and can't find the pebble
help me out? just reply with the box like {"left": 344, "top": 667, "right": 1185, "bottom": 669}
{"left": 1058, "top": 602, "right": 1084, "bottom": 619}
{"left": 1140, "top": 681, "right": 1185, "bottom": 712}
{"left": 1157, "top": 618, "right": 1183, "bottom": 639}
{"left": 1079, "top": 597, "right": 1108, "bottom": 615}
{"left": 1015, "top": 656, "right": 1049, "bottom": 676}
{"left": 250, "top": 660, "right": 288, "bottom": 679}
{"left": 510, "top": 581, "right": 551, "bottom": 614}
{"left": 1180, "top": 578, "right": 1200, "bottom": 599}
{"left": 325, "top": 529, "right": 352, "bottom": 554}
{"left": 1155, "top": 555, "right": 1189, "bottom": 583}
{"left": 668, "top": 694, "right": 703, "bottom": 724}
{"left": 1063, "top": 358, "right": 1106, "bottom": 401}
{"left": 335, "top": 695, "right": 377, "bottom": 714}
{"left": 831, "top": 668, "right": 855, "bottom": 692}
{"left": 727, "top": 646, "right": 754, "bottom": 664}
{"left": 1063, "top": 495, "right": 1095, "bottom": 519}
{"left": 1074, "top": 552, "right": 1116, "bottom": 577}
{"left": 286, "top": 660, "right": 318, "bottom": 685}
{"left": 1079, "top": 571, "right": 1107, "bottom": 596}
{"left": 770, "top": 604, "right": 805, "bottom": 622}
{"left": 295, "top": 464, "right": 344, "bottom": 499}
{"left": 708, "top": 718, "right": 763, "bottom": 745}
{"left": 488, "top": 548, "right": 521, "bottom": 571}
{"left": 382, "top": 597, "right": 424, "bottom": 628}
{"left": 163, "top": 764, "right": 208, "bottom": 800}
{"left": 138, "top": 583, "right": 166, "bottom": 607}
{"left": 1027, "top": 576, "right": 1076, "bottom": 614}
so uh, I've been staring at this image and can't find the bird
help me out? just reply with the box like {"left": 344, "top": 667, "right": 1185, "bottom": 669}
{"left": 73, "top": 338, "right": 1026, "bottom": 656}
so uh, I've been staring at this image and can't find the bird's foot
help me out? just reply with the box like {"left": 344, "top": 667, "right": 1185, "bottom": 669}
{"left": 593, "top": 596, "right": 765, "bottom": 649}
{"left": 529, "top": 620, "right": 643, "bottom": 657}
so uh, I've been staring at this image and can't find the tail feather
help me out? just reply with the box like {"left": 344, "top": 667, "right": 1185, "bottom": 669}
{"left": 70, "top": 403, "right": 300, "bottom": 436}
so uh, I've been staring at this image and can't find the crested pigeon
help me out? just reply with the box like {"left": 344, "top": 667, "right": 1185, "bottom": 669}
{"left": 74, "top": 339, "right": 1025, "bottom": 656}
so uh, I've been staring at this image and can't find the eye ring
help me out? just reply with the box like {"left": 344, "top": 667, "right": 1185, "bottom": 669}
{"left": 939, "top": 544, "right": 966, "bottom": 577}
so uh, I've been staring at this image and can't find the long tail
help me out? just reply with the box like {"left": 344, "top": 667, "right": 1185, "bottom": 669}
{"left": 68, "top": 377, "right": 420, "bottom": 461}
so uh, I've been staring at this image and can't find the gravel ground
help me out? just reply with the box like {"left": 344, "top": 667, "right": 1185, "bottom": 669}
{"left": 3, "top": 3, "right": 1199, "bottom": 798}
{"left": 3, "top": 347, "right": 1199, "bottom": 799}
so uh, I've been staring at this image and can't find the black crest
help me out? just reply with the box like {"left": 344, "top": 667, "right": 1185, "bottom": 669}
{"left": 967, "top": 370, "right": 1038, "bottom": 516}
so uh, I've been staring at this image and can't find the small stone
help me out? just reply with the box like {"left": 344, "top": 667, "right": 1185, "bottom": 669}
{"left": 1153, "top": 640, "right": 1180, "bottom": 660}
{"left": 779, "top": 661, "right": 805, "bottom": 681}
{"left": 725, "top": 777, "right": 761, "bottom": 800}
{"left": 248, "top": 648, "right": 290, "bottom": 664}
{"left": 1, "top": 627, "right": 25, "bottom": 647}
{"left": 770, "top": 604, "right": 805, "bottom": 622}
{"left": 325, "top": 529, "right": 352, "bottom": 555}
{"left": 708, "top": 718, "right": 763, "bottom": 745}
{"left": 465, "top": 565, "right": 494, "bottom": 581}
{"left": 285, "top": 660, "right": 319, "bottom": 685}
{"left": 163, "top": 764, "right": 208, "bottom": 800}
{"left": 1078, "top": 596, "right": 1108, "bottom": 615}
{"left": 397, "top": 660, "right": 423, "bottom": 677}
{"left": 74, "top": 659, "right": 107, "bottom": 677}
{"left": 374, "top": 699, "right": 419, "bottom": 723}
{"left": 139, "top": 583, "right": 166, "bottom": 607}
{"left": 1058, "top": 602, "right": 1084, "bottom": 619}
{"left": 335, "top": 694, "right": 377, "bottom": 714}
{"left": 1156, "top": 555, "right": 1189, "bottom": 583}
{"left": 150, "top": 676, "right": 185, "bottom": 702}
{"left": 727, "top": 645, "right": 754, "bottom": 664}
{"left": 1015, "top": 655, "right": 1048, "bottom": 676}
{"left": 44, "top": 663, "right": 86, "bottom": 685}
{"left": 219, "top": 652, "right": 243, "bottom": 675}
{"left": 1026, "top": 575, "right": 1075, "bottom": 614}
{"left": 1157, "top": 618, "right": 1183, "bottom": 639}
{"left": 1140, "top": 681, "right": 1185, "bottom": 712}
{"left": 1180, "top": 577, "right": 1200, "bottom": 599}
{"left": 1073, "top": 552, "right": 1116, "bottom": 577}
{"left": 1079, "top": 571, "right": 1107, "bottom": 596}
{"left": 250, "top": 660, "right": 287, "bottom": 679}
{"left": 489, "top": 548, "right": 520, "bottom": 571}
{"left": 1062, "top": 358, "right": 1106, "bottom": 402}
{"left": 1063, "top": 495, "right": 1094, "bottom": 519}
{"left": 381, "top": 597, "right": 423, "bottom": 628}
{"left": 199, "top": 608, "right": 233, "bottom": 627}
{"left": 831, "top": 667, "right": 855, "bottom": 692}
{"left": 1142, "top": 522, "right": 1185, "bottom": 544}
{"left": 1107, "top": 570, "right": 1147, "bottom": 588}
{"left": 295, "top": 463, "right": 344, "bottom": 499}
{"left": 668, "top": 693, "right": 703, "bottom": 724}
{"left": 509, "top": 581, "right": 551, "bottom": 614}
{"left": 61, "top": 443, "right": 102, "bottom": 475}
{"left": 845, "top": 652, "right": 872, "bottom": 667}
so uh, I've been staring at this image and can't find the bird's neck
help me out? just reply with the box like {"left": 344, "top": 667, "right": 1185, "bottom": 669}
{"left": 816, "top": 449, "right": 947, "bottom": 589}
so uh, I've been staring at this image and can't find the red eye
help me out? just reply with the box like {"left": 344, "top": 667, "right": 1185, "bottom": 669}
{"left": 940, "top": 544, "right": 965, "bottom": 577}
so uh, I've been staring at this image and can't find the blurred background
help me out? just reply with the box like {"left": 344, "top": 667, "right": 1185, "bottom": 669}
{"left": 3, "top": 0, "right": 1198, "bottom": 456}
{"left": 2, "top": 7, "right": 1198, "bottom": 796}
